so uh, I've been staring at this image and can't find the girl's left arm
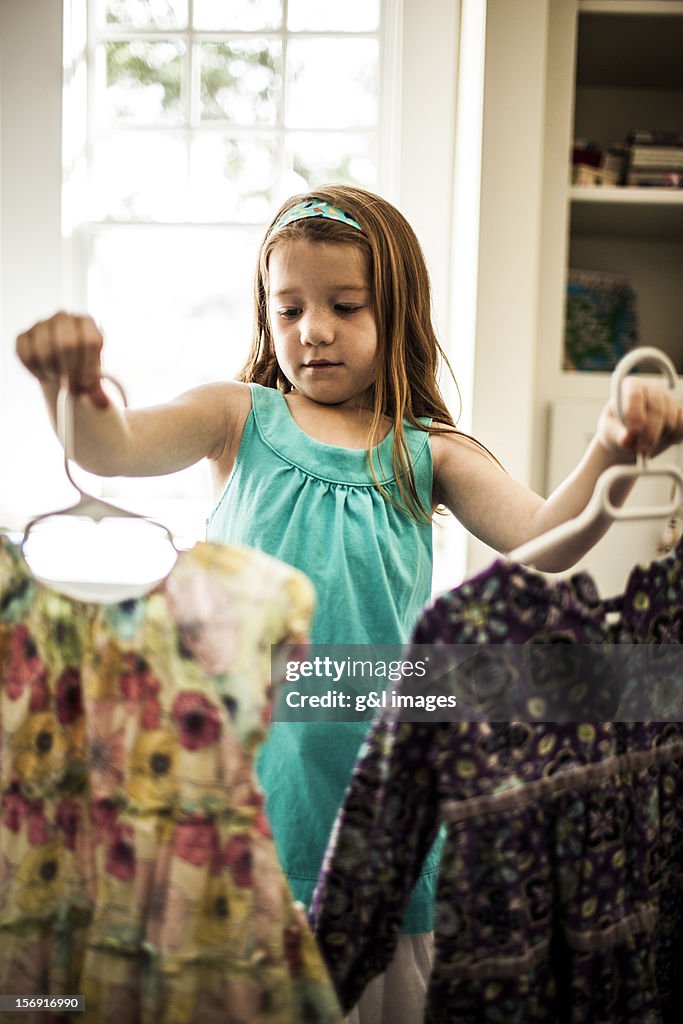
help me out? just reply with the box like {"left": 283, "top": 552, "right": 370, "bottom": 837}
{"left": 432, "top": 377, "right": 683, "bottom": 573}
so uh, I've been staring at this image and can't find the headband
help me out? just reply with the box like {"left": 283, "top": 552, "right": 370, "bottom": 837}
{"left": 274, "top": 199, "right": 363, "bottom": 233}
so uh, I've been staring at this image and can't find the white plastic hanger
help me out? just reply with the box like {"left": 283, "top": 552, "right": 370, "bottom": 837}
{"left": 22, "top": 375, "right": 178, "bottom": 601}
{"left": 508, "top": 347, "right": 683, "bottom": 569}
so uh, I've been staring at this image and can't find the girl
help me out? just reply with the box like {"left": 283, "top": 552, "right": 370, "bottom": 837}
{"left": 16, "top": 185, "right": 683, "bottom": 1024}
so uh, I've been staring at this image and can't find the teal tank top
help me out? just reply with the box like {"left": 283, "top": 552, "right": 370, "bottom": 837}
{"left": 207, "top": 383, "right": 440, "bottom": 931}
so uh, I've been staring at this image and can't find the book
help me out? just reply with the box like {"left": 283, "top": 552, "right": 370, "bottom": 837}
{"left": 627, "top": 128, "right": 683, "bottom": 147}
{"left": 564, "top": 270, "right": 639, "bottom": 372}
{"left": 629, "top": 146, "right": 683, "bottom": 169}
{"left": 626, "top": 169, "right": 682, "bottom": 188}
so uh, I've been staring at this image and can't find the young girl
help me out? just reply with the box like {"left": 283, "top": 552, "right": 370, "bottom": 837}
{"left": 16, "top": 184, "right": 683, "bottom": 1024}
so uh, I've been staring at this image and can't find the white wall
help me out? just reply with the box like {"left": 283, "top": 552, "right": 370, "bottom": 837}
{"left": 400, "top": 0, "right": 466, "bottom": 590}
{"left": 399, "top": 0, "right": 459, "bottom": 343}
{"left": 465, "top": 0, "right": 551, "bottom": 574}
{"left": 0, "top": 0, "right": 71, "bottom": 527}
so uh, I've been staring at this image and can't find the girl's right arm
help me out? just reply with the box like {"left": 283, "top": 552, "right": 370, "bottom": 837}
{"left": 16, "top": 311, "right": 251, "bottom": 479}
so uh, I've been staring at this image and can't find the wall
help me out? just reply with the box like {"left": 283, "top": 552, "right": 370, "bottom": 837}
{"left": 465, "top": 0, "right": 551, "bottom": 574}
{"left": 0, "top": 0, "right": 70, "bottom": 527}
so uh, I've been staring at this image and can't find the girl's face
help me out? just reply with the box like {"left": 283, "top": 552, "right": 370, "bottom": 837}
{"left": 267, "top": 238, "right": 377, "bottom": 408}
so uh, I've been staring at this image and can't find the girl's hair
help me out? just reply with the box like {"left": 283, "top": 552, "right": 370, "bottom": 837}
{"left": 238, "top": 183, "right": 501, "bottom": 521}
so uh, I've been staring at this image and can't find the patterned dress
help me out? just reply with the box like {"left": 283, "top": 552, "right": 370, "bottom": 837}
{"left": 311, "top": 540, "right": 683, "bottom": 1023}
{"left": 0, "top": 535, "right": 343, "bottom": 1024}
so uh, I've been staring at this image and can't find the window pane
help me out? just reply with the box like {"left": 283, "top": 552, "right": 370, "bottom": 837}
{"left": 86, "top": 223, "right": 261, "bottom": 507}
{"left": 89, "top": 226, "right": 259, "bottom": 395}
{"left": 286, "top": 39, "right": 378, "bottom": 129}
{"left": 285, "top": 133, "right": 377, "bottom": 191}
{"left": 86, "top": 223, "right": 257, "bottom": 511}
{"left": 190, "top": 136, "right": 279, "bottom": 222}
{"left": 199, "top": 41, "right": 281, "bottom": 124}
{"left": 193, "top": 0, "right": 282, "bottom": 31}
{"left": 287, "top": 0, "right": 379, "bottom": 32}
{"left": 103, "top": 0, "right": 188, "bottom": 30}
{"left": 104, "top": 39, "right": 185, "bottom": 124}
{"left": 91, "top": 132, "right": 189, "bottom": 220}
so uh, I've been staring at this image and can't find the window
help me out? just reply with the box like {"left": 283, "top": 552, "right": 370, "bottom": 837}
{"left": 59, "top": 0, "right": 390, "bottom": 534}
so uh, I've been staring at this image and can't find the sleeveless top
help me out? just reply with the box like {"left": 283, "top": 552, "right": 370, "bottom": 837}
{"left": 207, "top": 383, "right": 440, "bottom": 931}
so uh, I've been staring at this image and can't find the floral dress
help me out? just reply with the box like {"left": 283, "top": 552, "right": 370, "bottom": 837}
{"left": 311, "top": 541, "right": 683, "bottom": 1023}
{"left": 0, "top": 536, "right": 343, "bottom": 1024}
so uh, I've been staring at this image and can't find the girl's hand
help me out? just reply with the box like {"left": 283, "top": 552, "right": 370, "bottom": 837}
{"left": 598, "top": 376, "right": 683, "bottom": 460}
{"left": 16, "top": 311, "right": 109, "bottom": 409}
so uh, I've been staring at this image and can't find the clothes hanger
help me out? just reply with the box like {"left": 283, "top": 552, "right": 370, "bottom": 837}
{"left": 21, "top": 374, "right": 178, "bottom": 601}
{"left": 508, "top": 347, "right": 683, "bottom": 569}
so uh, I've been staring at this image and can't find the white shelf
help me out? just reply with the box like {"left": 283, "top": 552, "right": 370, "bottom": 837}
{"left": 571, "top": 187, "right": 683, "bottom": 205}
{"left": 569, "top": 187, "right": 683, "bottom": 237}
{"left": 579, "top": 1, "right": 683, "bottom": 15}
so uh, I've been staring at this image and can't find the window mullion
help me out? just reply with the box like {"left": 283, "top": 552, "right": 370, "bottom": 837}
{"left": 185, "top": 0, "right": 195, "bottom": 221}
{"left": 278, "top": 0, "right": 290, "bottom": 198}
{"left": 187, "top": 0, "right": 197, "bottom": 128}
{"left": 86, "top": 0, "right": 98, "bottom": 175}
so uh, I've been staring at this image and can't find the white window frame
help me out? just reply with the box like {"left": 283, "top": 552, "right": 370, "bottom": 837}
{"left": 80, "top": 0, "right": 394, "bottom": 218}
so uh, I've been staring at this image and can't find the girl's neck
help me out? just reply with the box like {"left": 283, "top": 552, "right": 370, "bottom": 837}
{"left": 284, "top": 391, "right": 391, "bottom": 449}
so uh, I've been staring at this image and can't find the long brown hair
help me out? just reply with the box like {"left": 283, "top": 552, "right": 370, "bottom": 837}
{"left": 238, "top": 184, "right": 501, "bottom": 521}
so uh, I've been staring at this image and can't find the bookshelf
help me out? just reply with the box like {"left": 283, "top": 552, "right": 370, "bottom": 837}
{"left": 529, "top": 0, "right": 683, "bottom": 589}
{"left": 568, "top": 0, "right": 683, "bottom": 371}
{"left": 463, "top": 0, "right": 682, "bottom": 579}
{"left": 535, "top": 0, "right": 683, "bottom": 405}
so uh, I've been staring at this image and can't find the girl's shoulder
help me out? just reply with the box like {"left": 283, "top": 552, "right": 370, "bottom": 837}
{"left": 430, "top": 427, "right": 504, "bottom": 465}
{"left": 186, "top": 378, "right": 253, "bottom": 435}
{"left": 430, "top": 425, "right": 477, "bottom": 458}
{"left": 191, "top": 378, "right": 253, "bottom": 472}
{"left": 430, "top": 428, "right": 506, "bottom": 497}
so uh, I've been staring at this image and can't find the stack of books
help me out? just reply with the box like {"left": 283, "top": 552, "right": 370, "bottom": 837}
{"left": 625, "top": 129, "right": 683, "bottom": 188}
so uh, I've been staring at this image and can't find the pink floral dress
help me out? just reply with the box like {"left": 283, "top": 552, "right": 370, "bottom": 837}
{"left": 0, "top": 536, "right": 343, "bottom": 1024}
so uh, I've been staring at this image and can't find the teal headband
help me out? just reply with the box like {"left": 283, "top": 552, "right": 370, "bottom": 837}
{"left": 274, "top": 199, "right": 363, "bottom": 233}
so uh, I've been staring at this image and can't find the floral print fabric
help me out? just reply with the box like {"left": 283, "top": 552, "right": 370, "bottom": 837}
{"left": 0, "top": 536, "right": 343, "bottom": 1024}
{"left": 311, "top": 541, "right": 683, "bottom": 1023}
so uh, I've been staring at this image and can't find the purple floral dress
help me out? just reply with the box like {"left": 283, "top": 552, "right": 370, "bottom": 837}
{"left": 311, "top": 540, "right": 683, "bottom": 1023}
{"left": 0, "top": 536, "right": 343, "bottom": 1024}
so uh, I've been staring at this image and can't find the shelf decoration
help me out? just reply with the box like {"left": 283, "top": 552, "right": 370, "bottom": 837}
{"left": 564, "top": 269, "right": 639, "bottom": 372}
{"left": 571, "top": 138, "right": 626, "bottom": 188}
